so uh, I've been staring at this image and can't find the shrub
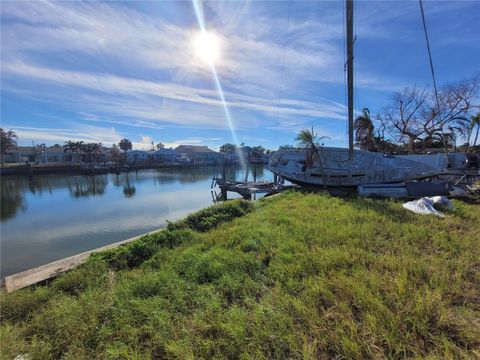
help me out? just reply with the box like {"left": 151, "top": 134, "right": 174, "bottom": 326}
{"left": 51, "top": 258, "right": 110, "bottom": 296}
{"left": 182, "top": 200, "right": 254, "bottom": 232}
{"left": 98, "top": 229, "right": 195, "bottom": 270}
{"left": 98, "top": 201, "right": 253, "bottom": 271}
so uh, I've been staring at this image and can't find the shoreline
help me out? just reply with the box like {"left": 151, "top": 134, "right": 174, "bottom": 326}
{"left": 0, "top": 163, "right": 226, "bottom": 176}
{"left": 1, "top": 198, "right": 257, "bottom": 292}
{"left": 2, "top": 227, "right": 165, "bottom": 293}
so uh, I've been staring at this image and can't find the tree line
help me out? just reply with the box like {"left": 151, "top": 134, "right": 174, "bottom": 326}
{"left": 219, "top": 143, "right": 272, "bottom": 156}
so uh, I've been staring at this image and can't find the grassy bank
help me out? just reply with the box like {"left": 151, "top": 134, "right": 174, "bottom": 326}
{"left": 1, "top": 192, "right": 479, "bottom": 359}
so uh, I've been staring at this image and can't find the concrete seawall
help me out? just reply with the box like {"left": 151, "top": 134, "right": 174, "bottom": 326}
{"left": 2, "top": 229, "right": 163, "bottom": 293}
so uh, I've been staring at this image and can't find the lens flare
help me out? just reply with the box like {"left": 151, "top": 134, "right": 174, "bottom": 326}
{"left": 191, "top": 0, "right": 246, "bottom": 172}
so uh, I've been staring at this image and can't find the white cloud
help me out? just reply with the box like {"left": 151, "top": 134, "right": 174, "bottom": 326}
{"left": 4, "top": 124, "right": 123, "bottom": 146}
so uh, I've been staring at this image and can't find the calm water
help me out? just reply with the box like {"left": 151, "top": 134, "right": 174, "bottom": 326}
{"left": 1, "top": 166, "right": 271, "bottom": 277}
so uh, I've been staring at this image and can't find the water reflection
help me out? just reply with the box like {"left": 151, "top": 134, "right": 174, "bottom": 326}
{"left": 123, "top": 174, "right": 136, "bottom": 198}
{"left": 67, "top": 176, "right": 107, "bottom": 198}
{"left": 1, "top": 178, "right": 27, "bottom": 221}
{"left": 0, "top": 166, "right": 271, "bottom": 276}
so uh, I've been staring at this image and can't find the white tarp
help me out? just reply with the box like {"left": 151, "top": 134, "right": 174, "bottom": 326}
{"left": 402, "top": 196, "right": 453, "bottom": 217}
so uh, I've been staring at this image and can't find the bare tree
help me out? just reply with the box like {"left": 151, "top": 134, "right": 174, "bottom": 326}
{"left": 421, "top": 76, "right": 479, "bottom": 153}
{"left": 377, "top": 87, "right": 428, "bottom": 153}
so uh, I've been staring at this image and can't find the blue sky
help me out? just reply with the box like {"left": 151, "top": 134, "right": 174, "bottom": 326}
{"left": 1, "top": 0, "right": 479, "bottom": 150}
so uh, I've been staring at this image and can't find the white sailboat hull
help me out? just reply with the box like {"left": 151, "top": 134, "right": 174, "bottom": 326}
{"left": 268, "top": 148, "right": 468, "bottom": 187}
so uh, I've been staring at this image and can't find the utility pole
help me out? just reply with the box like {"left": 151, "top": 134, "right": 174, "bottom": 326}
{"left": 346, "top": 0, "right": 354, "bottom": 160}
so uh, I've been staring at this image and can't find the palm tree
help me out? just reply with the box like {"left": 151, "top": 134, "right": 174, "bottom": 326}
{"left": 64, "top": 141, "right": 76, "bottom": 153}
{"left": 80, "top": 142, "right": 102, "bottom": 165}
{"left": 156, "top": 142, "right": 165, "bottom": 150}
{"left": 119, "top": 138, "right": 132, "bottom": 163}
{"left": 354, "top": 108, "right": 375, "bottom": 151}
{"left": 0, "top": 128, "right": 18, "bottom": 164}
{"left": 64, "top": 140, "right": 74, "bottom": 160}
{"left": 295, "top": 127, "right": 330, "bottom": 169}
{"left": 64, "top": 141, "right": 84, "bottom": 162}
{"left": 468, "top": 113, "right": 480, "bottom": 150}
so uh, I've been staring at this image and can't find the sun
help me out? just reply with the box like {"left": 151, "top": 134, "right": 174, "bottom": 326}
{"left": 193, "top": 31, "right": 221, "bottom": 65}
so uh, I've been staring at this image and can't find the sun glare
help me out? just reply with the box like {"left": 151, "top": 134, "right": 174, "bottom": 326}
{"left": 193, "top": 31, "right": 221, "bottom": 65}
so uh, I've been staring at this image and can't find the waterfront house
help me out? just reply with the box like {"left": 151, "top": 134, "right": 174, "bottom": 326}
{"left": 4, "top": 145, "right": 108, "bottom": 164}
{"left": 219, "top": 146, "right": 270, "bottom": 165}
{"left": 249, "top": 147, "right": 270, "bottom": 164}
{"left": 177, "top": 153, "right": 192, "bottom": 164}
{"left": 126, "top": 150, "right": 149, "bottom": 163}
{"left": 3, "top": 146, "right": 39, "bottom": 163}
{"left": 5, "top": 146, "right": 75, "bottom": 163}
{"left": 151, "top": 149, "right": 178, "bottom": 164}
{"left": 222, "top": 151, "right": 240, "bottom": 165}
{"left": 175, "top": 145, "right": 221, "bottom": 165}
{"left": 126, "top": 149, "right": 178, "bottom": 164}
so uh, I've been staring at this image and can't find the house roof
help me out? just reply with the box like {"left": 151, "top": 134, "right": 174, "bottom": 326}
{"left": 175, "top": 145, "right": 218, "bottom": 154}
{"left": 127, "top": 149, "right": 177, "bottom": 155}
{"left": 152, "top": 148, "right": 177, "bottom": 155}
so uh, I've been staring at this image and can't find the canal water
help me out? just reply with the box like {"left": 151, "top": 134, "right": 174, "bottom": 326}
{"left": 1, "top": 165, "right": 272, "bottom": 277}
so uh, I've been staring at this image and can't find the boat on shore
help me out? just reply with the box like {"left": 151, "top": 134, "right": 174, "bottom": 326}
{"left": 267, "top": 0, "right": 479, "bottom": 190}
{"left": 268, "top": 148, "right": 475, "bottom": 187}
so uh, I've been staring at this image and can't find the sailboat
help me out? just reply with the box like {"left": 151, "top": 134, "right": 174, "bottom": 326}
{"left": 268, "top": 0, "right": 472, "bottom": 188}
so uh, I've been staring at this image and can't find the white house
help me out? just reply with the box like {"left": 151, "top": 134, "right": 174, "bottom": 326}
{"left": 126, "top": 149, "right": 178, "bottom": 164}
{"left": 126, "top": 150, "right": 150, "bottom": 163}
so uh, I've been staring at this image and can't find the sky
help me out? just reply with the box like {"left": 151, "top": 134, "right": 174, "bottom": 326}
{"left": 1, "top": 0, "right": 479, "bottom": 150}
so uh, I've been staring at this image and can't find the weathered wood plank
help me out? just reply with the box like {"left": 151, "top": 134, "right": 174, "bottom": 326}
{"left": 3, "top": 230, "right": 160, "bottom": 293}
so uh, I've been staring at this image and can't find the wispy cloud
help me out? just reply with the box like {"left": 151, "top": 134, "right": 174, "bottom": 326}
{"left": 2, "top": 61, "right": 348, "bottom": 129}
{"left": 3, "top": 124, "right": 122, "bottom": 146}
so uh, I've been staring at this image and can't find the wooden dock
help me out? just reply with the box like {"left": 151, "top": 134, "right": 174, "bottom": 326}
{"left": 2, "top": 230, "right": 161, "bottom": 293}
{"left": 211, "top": 177, "right": 294, "bottom": 200}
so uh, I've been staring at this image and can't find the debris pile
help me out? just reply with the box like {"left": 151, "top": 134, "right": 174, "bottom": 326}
{"left": 402, "top": 196, "right": 453, "bottom": 217}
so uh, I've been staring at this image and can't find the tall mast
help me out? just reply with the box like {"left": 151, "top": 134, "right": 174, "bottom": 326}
{"left": 346, "top": 0, "right": 354, "bottom": 159}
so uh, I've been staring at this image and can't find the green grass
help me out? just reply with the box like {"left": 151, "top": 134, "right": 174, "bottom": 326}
{"left": 1, "top": 193, "right": 479, "bottom": 359}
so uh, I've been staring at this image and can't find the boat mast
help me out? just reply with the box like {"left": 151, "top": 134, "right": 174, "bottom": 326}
{"left": 346, "top": 0, "right": 354, "bottom": 159}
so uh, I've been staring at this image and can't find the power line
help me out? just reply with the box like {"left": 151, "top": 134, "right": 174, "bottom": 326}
{"left": 419, "top": 0, "right": 441, "bottom": 118}
{"left": 419, "top": 0, "right": 450, "bottom": 157}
